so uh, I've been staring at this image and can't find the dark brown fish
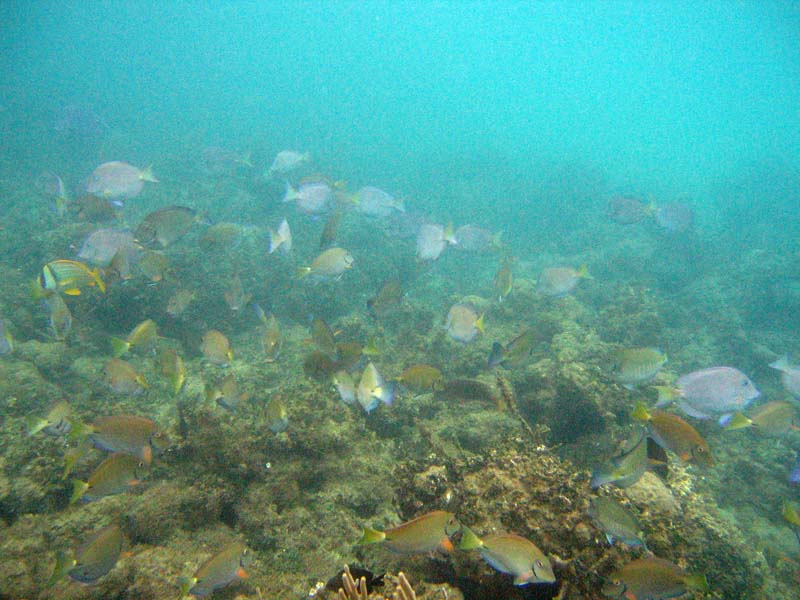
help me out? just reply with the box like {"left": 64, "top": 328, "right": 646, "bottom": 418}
{"left": 69, "top": 194, "right": 118, "bottom": 222}
{"left": 135, "top": 205, "right": 199, "bottom": 248}
{"left": 320, "top": 209, "right": 344, "bottom": 249}
{"left": 367, "top": 278, "right": 404, "bottom": 317}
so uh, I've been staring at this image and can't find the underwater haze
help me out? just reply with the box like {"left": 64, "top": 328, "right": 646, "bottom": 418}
{"left": 2, "top": 2, "right": 800, "bottom": 600}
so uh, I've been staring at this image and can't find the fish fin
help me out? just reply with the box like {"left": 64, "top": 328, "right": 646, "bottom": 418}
{"left": 605, "top": 533, "right": 614, "bottom": 545}
{"left": 358, "top": 526, "right": 386, "bottom": 545}
{"left": 623, "top": 383, "right": 634, "bottom": 391}
{"left": 69, "top": 479, "right": 89, "bottom": 505}
{"left": 576, "top": 263, "right": 592, "bottom": 279}
{"left": 475, "top": 313, "right": 485, "bottom": 334}
{"left": 678, "top": 400, "right": 711, "bottom": 420}
{"left": 63, "top": 288, "right": 81, "bottom": 296}
{"left": 236, "top": 567, "right": 248, "bottom": 579}
{"left": 238, "top": 152, "right": 253, "bottom": 167}
{"left": 25, "top": 416, "right": 48, "bottom": 437}
{"left": 631, "top": 401, "right": 651, "bottom": 422}
{"left": 139, "top": 165, "right": 159, "bottom": 183}
{"left": 769, "top": 355, "right": 791, "bottom": 371}
{"left": 110, "top": 337, "right": 130, "bottom": 358}
{"left": 722, "top": 411, "right": 751, "bottom": 430}
{"left": 282, "top": 182, "right": 298, "bottom": 203}
{"left": 443, "top": 222, "right": 456, "bottom": 244}
{"left": 513, "top": 571, "right": 534, "bottom": 586}
{"left": 459, "top": 526, "right": 484, "bottom": 550}
{"left": 440, "top": 537, "right": 455, "bottom": 553}
{"left": 46, "top": 550, "right": 75, "bottom": 588}
{"left": 653, "top": 385, "right": 679, "bottom": 406}
{"left": 141, "top": 445, "right": 152, "bottom": 465}
{"left": 178, "top": 576, "right": 197, "bottom": 598}
{"left": 297, "top": 267, "right": 311, "bottom": 279}
{"left": 268, "top": 227, "right": 282, "bottom": 253}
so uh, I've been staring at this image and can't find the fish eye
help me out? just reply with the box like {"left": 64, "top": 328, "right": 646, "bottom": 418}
{"left": 535, "top": 560, "right": 544, "bottom": 568}
{"left": 696, "top": 446, "right": 705, "bottom": 453}
{"left": 742, "top": 380, "right": 749, "bottom": 386}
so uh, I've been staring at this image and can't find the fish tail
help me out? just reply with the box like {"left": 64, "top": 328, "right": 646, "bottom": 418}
{"left": 91, "top": 268, "right": 106, "bottom": 293}
{"left": 282, "top": 182, "right": 298, "bottom": 203}
{"left": 722, "top": 411, "right": 752, "bottom": 431}
{"left": 297, "top": 266, "right": 312, "bottom": 279}
{"left": 110, "top": 337, "right": 131, "bottom": 358}
{"left": 769, "top": 355, "right": 791, "bottom": 371}
{"left": 25, "top": 416, "right": 48, "bottom": 437}
{"left": 140, "top": 165, "right": 159, "bottom": 183}
{"left": 46, "top": 550, "right": 72, "bottom": 588}
{"left": 69, "top": 479, "right": 89, "bottom": 505}
{"left": 379, "top": 382, "right": 397, "bottom": 407}
{"left": 475, "top": 313, "right": 485, "bottom": 334}
{"left": 653, "top": 385, "right": 680, "bottom": 406}
{"left": 459, "top": 526, "right": 484, "bottom": 550}
{"left": 358, "top": 526, "right": 386, "bottom": 545}
{"left": 239, "top": 152, "right": 253, "bottom": 167}
{"left": 577, "top": 264, "right": 592, "bottom": 279}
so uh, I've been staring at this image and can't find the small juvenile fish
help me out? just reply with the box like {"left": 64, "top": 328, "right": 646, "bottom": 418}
{"left": 48, "top": 524, "right": 124, "bottom": 586}
{"left": 723, "top": 401, "right": 797, "bottom": 438}
{"left": 103, "top": 358, "right": 149, "bottom": 395}
{"left": 267, "top": 150, "right": 309, "bottom": 176}
{"left": 46, "top": 294, "right": 72, "bottom": 341}
{"left": 206, "top": 374, "right": 249, "bottom": 412}
{"left": 359, "top": 510, "right": 460, "bottom": 554}
{"left": 367, "top": 278, "right": 404, "bottom": 317}
{"left": 202, "top": 330, "right": 233, "bottom": 366}
{"left": 537, "top": 265, "right": 590, "bottom": 297}
{"left": 111, "top": 318, "right": 158, "bottom": 357}
{"left": 460, "top": 528, "right": 555, "bottom": 586}
{"left": 298, "top": 247, "right": 354, "bottom": 280}
{"left": 396, "top": 364, "right": 444, "bottom": 392}
{"left": 357, "top": 362, "right": 397, "bottom": 413}
{"left": 255, "top": 305, "right": 281, "bottom": 361}
{"left": 602, "top": 556, "right": 709, "bottom": 599}
{"left": 37, "top": 259, "right": 106, "bottom": 296}
{"left": 265, "top": 397, "right": 289, "bottom": 433}
{"left": 70, "top": 453, "right": 145, "bottom": 503}
{"left": 333, "top": 369, "right": 356, "bottom": 404}
{"left": 610, "top": 348, "right": 667, "bottom": 389}
{"left": 268, "top": 218, "right": 292, "bottom": 254}
{"left": 224, "top": 275, "right": 252, "bottom": 311}
{"left": 493, "top": 260, "right": 513, "bottom": 302}
{"left": 26, "top": 401, "right": 72, "bottom": 437}
{"left": 632, "top": 402, "right": 714, "bottom": 466}
{"left": 86, "top": 161, "right": 157, "bottom": 200}
{"left": 158, "top": 347, "right": 186, "bottom": 396}
{"left": 181, "top": 541, "right": 252, "bottom": 598}
{"left": 588, "top": 496, "right": 647, "bottom": 549}
{"left": 445, "top": 303, "right": 484, "bottom": 343}
{"left": 319, "top": 210, "right": 343, "bottom": 249}
{"left": 310, "top": 316, "right": 337, "bottom": 356}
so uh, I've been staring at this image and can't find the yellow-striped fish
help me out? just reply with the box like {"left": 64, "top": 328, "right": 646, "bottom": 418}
{"left": 36, "top": 259, "right": 105, "bottom": 296}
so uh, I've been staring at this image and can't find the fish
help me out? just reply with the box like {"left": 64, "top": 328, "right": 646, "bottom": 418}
{"left": 158, "top": 347, "right": 186, "bottom": 395}
{"left": 69, "top": 193, "right": 119, "bottom": 222}
{"left": 657, "top": 366, "right": 760, "bottom": 423}
{"left": 107, "top": 243, "right": 141, "bottom": 281}
{"left": 367, "top": 278, "right": 404, "bottom": 317}
{"left": 166, "top": 289, "right": 196, "bottom": 317}
{"left": 723, "top": 401, "right": 797, "bottom": 437}
{"left": 416, "top": 223, "right": 455, "bottom": 262}
{"left": 283, "top": 179, "right": 333, "bottom": 215}
{"left": 73, "top": 415, "right": 169, "bottom": 464}
{"left": 48, "top": 524, "right": 123, "bottom": 586}
{"left": 310, "top": 317, "right": 337, "bottom": 356}
{"left": 459, "top": 528, "right": 555, "bottom": 586}
{"left": 303, "top": 350, "right": 337, "bottom": 382}
{"left": 396, "top": 364, "right": 444, "bottom": 392}
{"left": 333, "top": 369, "right": 356, "bottom": 404}
{"left": 769, "top": 355, "right": 800, "bottom": 399}
{"left": 609, "top": 348, "right": 667, "bottom": 389}
{"left": 331, "top": 342, "right": 361, "bottom": 370}
{"left": 135, "top": 205, "right": 200, "bottom": 248}
{"left": 265, "top": 397, "right": 289, "bottom": 433}
{"left": 137, "top": 250, "right": 171, "bottom": 282}
{"left": 111, "top": 318, "right": 158, "bottom": 357}
{"left": 199, "top": 222, "right": 242, "bottom": 249}
{"left": 493, "top": 260, "right": 513, "bottom": 302}
{"left": 588, "top": 496, "right": 647, "bottom": 549}
{"left": 268, "top": 218, "right": 292, "bottom": 254}
{"left": 86, "top": 161, "right": 158, "bottom": 200}
{"left": 602, "top": 556, "right": 709, "bottom": 599}
{"left": 180, "top": 542, "right": 252, "bottom": 598}
{"left": 359, "top": 510, "right": 460, "bottom": 554}
{"left": 26, "top": 401, "right": 72, "bottom": 437}
{"left": 790, "top": 451, "right": 800, "bottom": 485}
{"left": 45, "top": 293, "right": 72, "bottom": 341}
{"left": 607, "top": 195, "right": 655, "bottom": 224}
{"left": 78, "top": 228, "right": 139, "bottom": 267}
{"left": 202, "top": 330, "right": 233, "bottom": 366}
{"left": 319, "top": 210, "right": 343, "bottom": 249}
{"left": 224, "top": 275, "right": 252, "bottom": 311}
{"left": 782, "top": 500, "right": 800, "bottom": 542}
{"left": 537, "top": 265, "right": 590, "bottom": 297}
{"left": 0, "top": 317, "right": 14, "bottom": 355}
{"left": 590, "top": 428, "right": 668, "bottom": 489}
{"left": 632, "top": 402, "right": 714, "bottom": 466}
{"left": 254, "top": 305, "right": 282, "bottom": 361}
{"left": 36, "top": 259, "right": 106, "bottom": 296}
{"left": 357, "top": 362, "right": 397, "bottom": 413}
{"left": 267, "top": 150, "right": 310, "bottom": 176}
{"left": 439, "top": 378, "right": 497, "bottom": 405}
{"left": 353, "top": 186, "right": 405, "bottom": 217}
{"left": 298, "top": 247, "right": 354, "bottom": 280}
{"left": 452, "top": 225, "right": 501, "bottom": 253}
{"left": 70, "top": 452, "right": 146, "bottom": 503}
{"left": 206, "top": 374, "right": 249, "bottom": 411}
{"left": 445, "top": 303, "right": 484, "bottom": 343}
{"left": 103, "top": 358, "right": 149, "bottom": 395}
{"left": 488, "top": 329, "right": 537, "bottom": 368}
{"left": 655, "top": 200, "right": 694, "bottom": 233}
{"left": 199, "top": 147, "right": 252, "bottom": 176}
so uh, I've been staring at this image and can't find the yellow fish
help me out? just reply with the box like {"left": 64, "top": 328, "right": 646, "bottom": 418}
{"left": 36, "top": 259, "right": 105, "bottom": 296}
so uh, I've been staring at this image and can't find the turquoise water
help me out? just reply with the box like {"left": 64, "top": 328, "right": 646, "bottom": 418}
{"left": 1, "top": 2, "right": 800, "bottom": 599}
